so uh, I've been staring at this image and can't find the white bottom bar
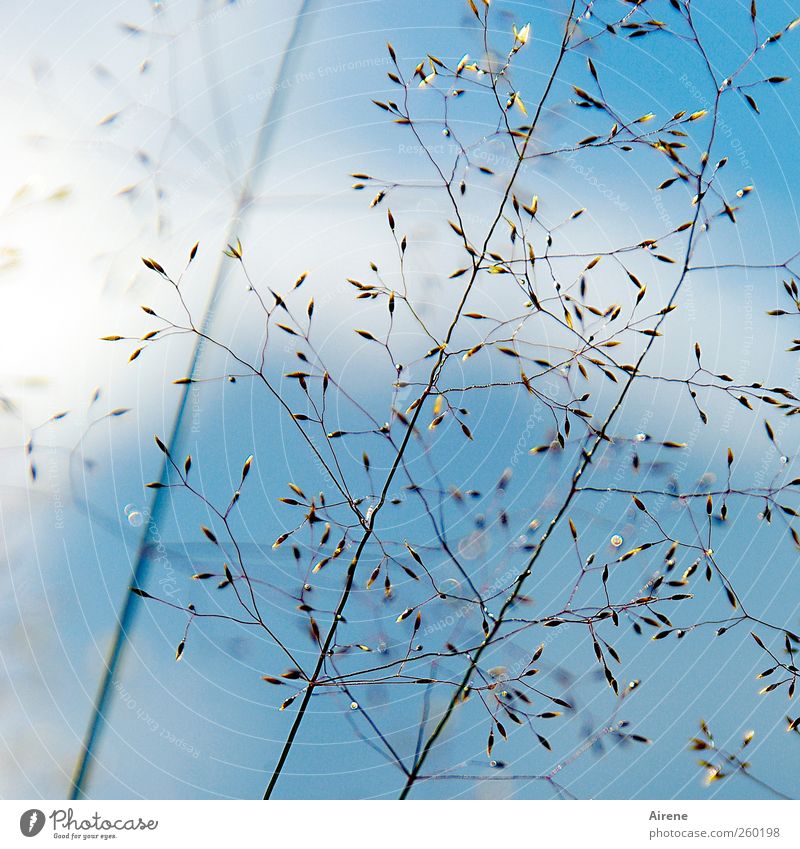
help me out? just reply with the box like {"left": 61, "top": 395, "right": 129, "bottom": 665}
{"left": 2, "top": 800, "right": 798, "bottom": 847}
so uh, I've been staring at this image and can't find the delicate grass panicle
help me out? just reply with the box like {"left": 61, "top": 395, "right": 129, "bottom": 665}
{"left": 90, "top": 0, "right": 800, "bottom": 799}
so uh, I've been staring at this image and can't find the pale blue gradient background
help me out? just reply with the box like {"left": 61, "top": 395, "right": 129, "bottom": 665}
{"left": 1, "top": 0, "right": 799, "bottom": 800}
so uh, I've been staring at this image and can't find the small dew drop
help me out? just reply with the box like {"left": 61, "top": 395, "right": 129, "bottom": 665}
{"left": 444, "top": 577, "right": 461, "bottom": 591}
{"left": 349, "top": 701, "right": 358, "bottom": 710}
{"left": 610, "top": 534, "right": 623, "bottom": 548}
{"left": 124, "top": 504, "right": 143, "bottom": 527}
{"left": 458, "top": 530, "right": 489, "bottom": 561}
{"left": 780, "top": 455, "right": 789, "bottom": 464}
{"left": 634, "top": 432, "right": 647, "bottom": 442}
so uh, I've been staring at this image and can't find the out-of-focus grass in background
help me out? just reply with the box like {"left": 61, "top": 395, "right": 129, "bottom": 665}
{"left": 1, "top": 0, "right": 799, "bottom": 799}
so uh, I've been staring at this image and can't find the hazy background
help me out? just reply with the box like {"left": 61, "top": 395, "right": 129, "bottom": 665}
{"left": 1, "top": 0, "right": 800, "bottom": 800}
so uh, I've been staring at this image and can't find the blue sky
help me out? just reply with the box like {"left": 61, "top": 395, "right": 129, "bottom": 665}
{"left": 2, "top": 0, "right": 800, "bottom": 800}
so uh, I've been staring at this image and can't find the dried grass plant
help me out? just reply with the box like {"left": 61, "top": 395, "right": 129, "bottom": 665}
{"left": 80, "top": 0, "right": 800, "bottom": 799}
